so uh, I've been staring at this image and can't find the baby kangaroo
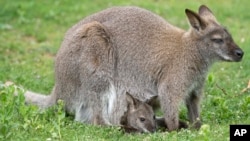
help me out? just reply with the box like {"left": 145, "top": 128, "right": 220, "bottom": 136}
{"left": 120, "top": 92, "right": 156, "bottom": 133}
{"left": 25, "top": 5, "right": 243, "bottom": 132}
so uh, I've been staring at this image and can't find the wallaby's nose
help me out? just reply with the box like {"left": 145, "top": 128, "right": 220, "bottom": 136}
{"left": 234, "top": 49, "right": 244, "bottom": 60}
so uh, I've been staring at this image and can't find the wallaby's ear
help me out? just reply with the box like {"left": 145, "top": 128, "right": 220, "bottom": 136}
{"left": 199, "top": 5, "right": 213, "bottom": 15}
{"left": 126, "top": 92, "right": 139, "bottom": 110}
{"left": 198, "top": 5, "right": 217, "bottom": 21}
{"left": 185, "top": 9, "right": 207, "bottom": 31}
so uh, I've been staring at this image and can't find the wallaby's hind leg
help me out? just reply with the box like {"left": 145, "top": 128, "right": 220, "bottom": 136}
{"left": 74, "top": 105, "right": 105, "bottom": 125}
{"left": 185, "top": 90, "right": 202, "bottom": 129}
{"left": 69, "top": 21, "right": 113, "bottom": 125}
{"left": 74, "top": 103, "right": 93, "bottom": 123}
{"left": 74, "top": 99, "right": 110, "bottom": 126}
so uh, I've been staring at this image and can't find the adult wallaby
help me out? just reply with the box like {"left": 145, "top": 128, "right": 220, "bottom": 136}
{"left": 25, "top": 5, "right": 243, "bottom": 131}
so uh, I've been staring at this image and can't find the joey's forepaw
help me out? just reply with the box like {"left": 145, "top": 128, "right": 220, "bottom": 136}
{"left": 156, "top": 117, "right": 188, "bottom": 131}
{"left": 178, "top": 120, "right": 188, "bottom": 129}
{"left": 120, "top": 126, "right": 140, "bottom": 133}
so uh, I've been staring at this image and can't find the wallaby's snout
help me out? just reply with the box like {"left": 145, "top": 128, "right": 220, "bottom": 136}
{"left": 224, "top": 40, "right": 244, "bottom": 62}
{"left": 233, "top": 47, "right": 244, "bottom": 61}
{"left": 210, "top": 34, "right": 244, "bottom": 62}
{"left": 223, "top": 34, "right": 244, "bottom": 62}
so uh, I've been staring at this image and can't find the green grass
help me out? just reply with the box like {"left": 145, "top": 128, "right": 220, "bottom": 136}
{"left": 0, "top": 0, "right": 249, "bottom": 140}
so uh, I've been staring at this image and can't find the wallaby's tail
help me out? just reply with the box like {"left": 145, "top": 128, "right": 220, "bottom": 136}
{"left": 24, "top": 89, "right": 56, "bottom": 109}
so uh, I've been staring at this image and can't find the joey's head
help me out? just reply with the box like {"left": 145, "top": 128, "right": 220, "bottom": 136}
{"left": 121, "top": 92, "right": 156, "bottom": 133}
{"left": 185, "top": 5, "right": 243, "bottom": 62}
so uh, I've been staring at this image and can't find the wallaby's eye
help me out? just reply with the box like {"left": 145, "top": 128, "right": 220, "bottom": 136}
{"left": 211, "top": 38, "right": 224, "bottom": 44}
{"left": 153, "top": 115, "right": 156, "bottom": 120}
{"left": 139, "top": 117, "right": 145, "bottom": 122}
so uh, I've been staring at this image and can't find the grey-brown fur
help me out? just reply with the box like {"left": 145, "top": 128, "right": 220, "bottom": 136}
{"left": 25, "top": 5, "right": 243, "bottom": 131}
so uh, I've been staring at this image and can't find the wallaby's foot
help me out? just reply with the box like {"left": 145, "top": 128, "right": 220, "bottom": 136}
{"left": 92, "top": 114, "right": 107, "bottom": 125}
{"left": 156, "top": 117, "right": 188, "bottom": 131}
{"left": 190, "top": 120, "right": 202, "bottom": 130}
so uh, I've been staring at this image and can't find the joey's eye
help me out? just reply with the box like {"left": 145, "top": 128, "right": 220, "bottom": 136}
{"left": 211, "top": 38, "right": 224, "bottom": 44}
{"left": 139, "top": 117, "right": 145, "bottom": 122}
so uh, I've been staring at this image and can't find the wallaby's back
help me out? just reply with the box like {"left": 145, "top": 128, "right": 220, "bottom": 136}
{"left": 56, "top": 6, "right": 184, "bottom": 104}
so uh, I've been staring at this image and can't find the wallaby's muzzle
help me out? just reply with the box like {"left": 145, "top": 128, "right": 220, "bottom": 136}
{"left": 234, "top": 48, "right": 244, "bottom": 62}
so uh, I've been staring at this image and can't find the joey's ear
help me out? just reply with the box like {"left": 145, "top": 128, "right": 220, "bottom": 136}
{"left": 145, "top": 95, "right": 158, "bottom": 104}
{"left": 126, "top": 92, "right": 139, "bottom": 110}
{"left": 198, "top": 5, "right": 217, "bottom": 21}
{"left": 146, "top": 95, "right": 160, "bottom": 110}
{"left": 185, "top": 9, "right": 207, "bottom": 31}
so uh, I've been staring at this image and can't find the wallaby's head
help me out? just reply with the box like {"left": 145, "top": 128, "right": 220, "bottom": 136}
{"left": 121, "top": 92, "right": 156, "bottom": 133}
{"left": 185, "top": 5, "right": 243, "bottom": 62}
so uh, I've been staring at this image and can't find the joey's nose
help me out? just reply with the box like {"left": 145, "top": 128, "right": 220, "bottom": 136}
{"left": 150, "top": 126, "right": 157, "bottom": 133}
{"left": 148, "top": 128, "right": 156, "bottom": 133}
